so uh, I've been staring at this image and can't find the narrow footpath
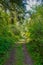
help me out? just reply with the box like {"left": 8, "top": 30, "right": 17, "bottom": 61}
{"left": 4, "top": 43, "right": 33, "bottom": 65}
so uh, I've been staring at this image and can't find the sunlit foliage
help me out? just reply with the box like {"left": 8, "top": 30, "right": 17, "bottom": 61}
{"left": 26, "top": 5, "right": 43, "bottom": 65}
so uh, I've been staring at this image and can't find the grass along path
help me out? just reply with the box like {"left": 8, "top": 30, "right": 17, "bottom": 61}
{"left": 15, "top": 44, "right": 25, "bottom": 65}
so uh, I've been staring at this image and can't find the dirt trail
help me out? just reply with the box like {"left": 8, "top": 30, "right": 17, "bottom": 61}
{"left": 4, "top": 44, "right": 33, "bottom": 65}
{"left": 22, "top": 44, "right": 33, "bottom": 65}
{"left": 4, "top": 46, "right": 16, "bottom": 65}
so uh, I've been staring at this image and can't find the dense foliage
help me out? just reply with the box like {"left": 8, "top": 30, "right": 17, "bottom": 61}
{"left": 26, "top": 5, "right": 43, "bottom": 65}
{"left": 0, "top": 3, "right": 22, "bottom": 64}
{"left": 0, "top": 0, "right": 43, "bottom": 65}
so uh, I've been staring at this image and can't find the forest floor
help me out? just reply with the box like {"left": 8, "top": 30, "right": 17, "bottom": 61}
{"left": 4, "top": 43, "right": 33, "bottom": 65}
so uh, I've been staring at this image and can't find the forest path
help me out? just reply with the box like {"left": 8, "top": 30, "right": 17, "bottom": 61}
{"left": 4, "top": 45, "right": 16, "bottom": 65}
{"left": 22, "top": 44, "right": 33, "bottom": 65}
{"left": 4, "top": 43, "right": 33, "bottom": 65}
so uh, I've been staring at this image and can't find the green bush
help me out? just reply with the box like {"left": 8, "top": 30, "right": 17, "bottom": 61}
{"left": 26, "top": 6, "right": 43, "bottom": 65}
